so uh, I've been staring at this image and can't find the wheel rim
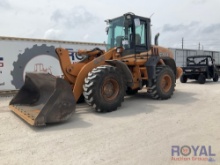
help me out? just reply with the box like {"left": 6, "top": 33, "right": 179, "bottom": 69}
{"left": 160, "top": 74, "right": 172, "bottom": 93}
{"left": 101, "top": 78, "right": 119, "bottom": 101}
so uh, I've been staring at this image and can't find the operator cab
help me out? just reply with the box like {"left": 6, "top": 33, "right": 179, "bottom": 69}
{"left": 105, "top": 12, "right": 151, "bottom": 55}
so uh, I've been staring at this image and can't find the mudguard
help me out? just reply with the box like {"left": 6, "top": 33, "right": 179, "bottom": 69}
{"left": 105, "top": 60, "right": 133, "bottom": 87}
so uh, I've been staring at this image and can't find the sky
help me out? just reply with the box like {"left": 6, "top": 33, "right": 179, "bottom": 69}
{"left": 1, "top": 0, "right": 220, "bottom": 51}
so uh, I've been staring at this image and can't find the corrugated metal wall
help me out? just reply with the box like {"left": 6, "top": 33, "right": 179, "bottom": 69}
{"left": 169, "top": 48, "right": 220, "bottom": 67}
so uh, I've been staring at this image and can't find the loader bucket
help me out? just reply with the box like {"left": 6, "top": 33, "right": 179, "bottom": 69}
{"left": 9, "top": 73, "right": 75, "bottom": 126}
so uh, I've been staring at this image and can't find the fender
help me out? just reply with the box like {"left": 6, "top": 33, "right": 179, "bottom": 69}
{"left": 145, "top": 55, "right": 160, "bottom": 81}
{"left": 146, "top": 56, "right": 177, "bottom": 80}
{"left": 105, "top": 60, "right": 133, "bottom": 87}
{"left": 161, "top": 57, "right": 177, "bottom": 76}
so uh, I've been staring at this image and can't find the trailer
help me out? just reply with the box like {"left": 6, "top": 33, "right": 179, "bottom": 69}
{"left": 0, "top": 36, "right": 105, "bottom": 91}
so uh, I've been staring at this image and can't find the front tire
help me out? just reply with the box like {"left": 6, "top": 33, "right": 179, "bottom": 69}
{"left": 83, "top": 65, "right": 125, "bottom": 112}
{"left": 148, "top": 66, "right": 175, "bottom": 100}
{"left": 180, "top": 74, "right": 188, "bottom": 83}
{"left": 213, "top": 73, "right": 219, "bottom": 82}
{"left": 198, "top": 74, "right": 206, "bottom": 84}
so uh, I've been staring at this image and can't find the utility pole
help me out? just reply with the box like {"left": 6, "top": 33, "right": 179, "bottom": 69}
{"left": 199, "top": 42, "right": 200, "bottom": 50}
{"left": 182, "top": 38, "right": 184, "bottom": 49}
{"left": 182, "top": 38, "right": 184, "bottom": 66}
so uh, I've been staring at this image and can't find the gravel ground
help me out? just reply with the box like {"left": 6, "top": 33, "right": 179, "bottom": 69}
{"left": 0, "top": 80, "right": 220, "bottom": 165}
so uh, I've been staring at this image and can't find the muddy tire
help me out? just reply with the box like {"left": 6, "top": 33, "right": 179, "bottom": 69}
{"left": 198, "top": 74, "right": 206, "bottom": 84}
{"left": 83, "top": 65, "right": 125, "bottom": 112}
{"left": 148, "top": 66, "right": 175, "bottom": 100}
{"left": 213, "top": 73, "right": 219, "bottom": 82}
{"left": 180, "top": 74, "right": 188, "bottom": 83}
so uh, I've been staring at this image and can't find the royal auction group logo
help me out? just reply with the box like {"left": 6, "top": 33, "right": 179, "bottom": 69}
{"left": 171, "top": 145, "right": 216, "bottom": 162}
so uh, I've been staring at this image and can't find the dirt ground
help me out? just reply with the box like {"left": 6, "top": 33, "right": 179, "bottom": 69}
{"left": 0, "top": 80, "right": 220, "bottom": 165}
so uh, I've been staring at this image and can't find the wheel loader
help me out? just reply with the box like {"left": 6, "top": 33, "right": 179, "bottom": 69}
{"left": 9, "top": 12, "right": 183, "bottom": 126}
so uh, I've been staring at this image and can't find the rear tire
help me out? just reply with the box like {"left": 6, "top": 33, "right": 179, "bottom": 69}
{"left": 180, "top": 74, "right": 188, "bottom": 83}
{"left": 213, "top": 73, "right": 219, "bottom": 82}
{"left": 83, "top": 65, "right": 125, "bottom": 112}
{"left": 148, "top": 66, "right": 175, "bottom": 100}
{"left": 198, "top": 74, "right": 206, "bottom": 84}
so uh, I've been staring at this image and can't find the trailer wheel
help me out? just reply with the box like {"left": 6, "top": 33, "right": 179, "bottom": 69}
{"left": 180, "top": 74, "right": 188, "bottom": 83}
{"left": 148, "top": 66, "right": 175, "bottom": 100}
{"left": 83, "top": 65, "right": 125, "bottom": 112}
{"left": 213, "top": 73, "right": 219, "bottom": 82}
{"left": 198, "top": 74, "right": 206, "bottom": 84}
